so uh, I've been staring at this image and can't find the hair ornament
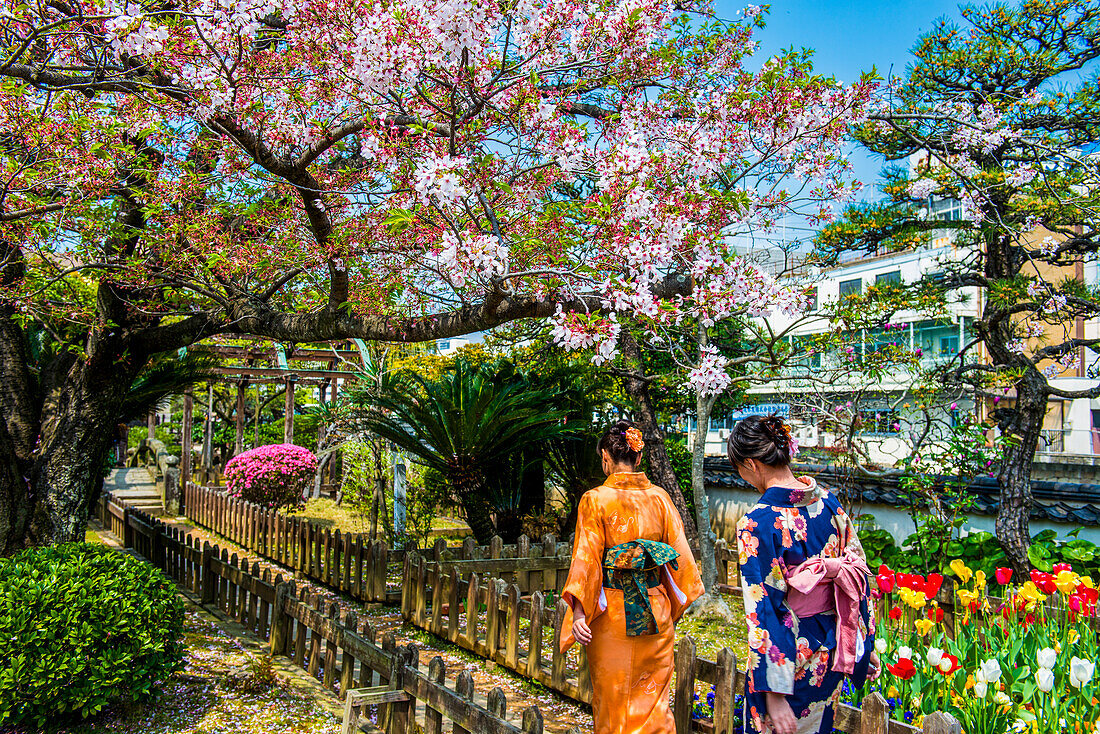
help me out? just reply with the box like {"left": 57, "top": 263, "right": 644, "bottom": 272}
{"left": 624, "top": 427, "right": 645, "bottom": 452}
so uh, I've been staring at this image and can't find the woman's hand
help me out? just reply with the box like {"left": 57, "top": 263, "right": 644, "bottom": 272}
{"left": 571, "top": 599, "right": 592, "bottom": 645}
{"left": 764, "top": 692, "right": 797, "bottom": 734}
{"left": 868, "top": 650, "right": 882, "bottom": 682}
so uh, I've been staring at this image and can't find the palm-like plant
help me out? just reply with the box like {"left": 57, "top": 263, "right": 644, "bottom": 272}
{"left": 357, "top": 360, "right": 578, "bottom": 542}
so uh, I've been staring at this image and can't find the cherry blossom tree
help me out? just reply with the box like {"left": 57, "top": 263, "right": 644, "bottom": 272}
{"left": 819, "top": 0, "right": 1100, "bottom": 571}
{"left": 0, "top": 0, "right": 872, "bottom": 550}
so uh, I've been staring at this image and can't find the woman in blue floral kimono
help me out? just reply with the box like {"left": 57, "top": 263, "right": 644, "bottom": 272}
{"left": 728, "top": 415, "right": 879, "bottom": 734}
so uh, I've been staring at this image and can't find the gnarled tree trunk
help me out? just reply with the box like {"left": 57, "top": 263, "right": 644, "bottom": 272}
{"left": 993, "top": 369, "right": 1047, "bottom": 574}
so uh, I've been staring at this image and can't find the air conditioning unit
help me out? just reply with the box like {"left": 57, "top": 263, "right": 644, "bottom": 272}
{"left": 718, "top": 429, "right": 729, "bottom": 440}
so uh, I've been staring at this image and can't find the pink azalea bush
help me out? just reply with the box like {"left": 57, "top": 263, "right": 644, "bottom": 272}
{"left": 224, "top": 444, "right": 317, "bottom": 510}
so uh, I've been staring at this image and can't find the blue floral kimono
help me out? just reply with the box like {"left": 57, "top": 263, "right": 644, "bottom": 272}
{"left": 735, "top": 479, "right": 874, "bottom": 734}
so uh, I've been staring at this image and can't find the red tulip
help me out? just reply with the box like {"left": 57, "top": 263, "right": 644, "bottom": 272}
{"left": 1023, "top": 613, "right": 1036, "bottom": 629}
{"left": 876, "top": 574, "right": 896, "bottom": 594}
{"left": 1081, "top": 586, "right": 1099, "bottom": 604}
{"left": 1030, "top": 569, "right": 1044, "bottom": 585}
{"left": 995, "top": 567, "right": 1013, "bottom": 585}
{"left": 1053, "top": 563, "right": 1072, "bottom": 574}
{"left": 925, "top": 573, "right": 944, "bottom": 598}
{"left": 889, "top": 605, "right": 902, "bottom": 620}
{"left": 926, "top": 607, "right": 944, "bottom": 622}
{"left": 886, "top": 658, "right": 917, "bottom": 680}
{"left": 936, "top": 653, "right": 961, "bottom": 675}
{"left": 1039, "top": 578, "right": 1057, "bottom": 595}
{"left": 878, "top": 564, "right": 894, "bottom": 578}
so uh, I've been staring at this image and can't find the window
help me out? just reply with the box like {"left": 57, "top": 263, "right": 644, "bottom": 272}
{"left": 838, "top": 279, "right": 863, "bottom": 300}
{"left": 805, "top": 287, "right": 818, "bottom": 311}
{"left": 876, "top": 271, "right": 902, "bottom": 286}
{"left": 859, "top": 409, "right": 901, "bottom": 434}
{"left": 437, "top": 340, "right": 451, "bottom": 352}
{"left": 940, "top": 335, "right": 959, "bottom": 357}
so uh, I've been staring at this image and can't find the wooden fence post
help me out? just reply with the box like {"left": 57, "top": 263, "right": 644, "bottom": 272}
{"left": 713, "top": 648, "right": 737, "bottom": 734}
{"left": 201, "top": 541, "right": 216, "bottom": 605}
{"left": 122, "top": 507, "right": 133, "bottom": 549}
{"left": 452, "top": 671, "right": 474, "bottom": 734}
{"left": 527, "top": 590, "right": 544, "bottom": 678}
{"left": 859, "top": 692, "right": 889, "bottom": 734}
{"left": 922, "top": 712, "right": 963, "bottom": 734}
{"left": 673, "top": 636, "right": 696, "bottom": 734}
{"left": 487, "top": 687, "right": 506, "bottom": 720}
{"left": 522, "top": 706, "right": 544, "bottom": 734}
{"left": 270, "top": 581, "right": 291, "bottom": 656}
{"left": 424, "top": 656, "right": 445, "bottom": 734}
{"left": 340, "top": 609, "right": 357, "bottom": 699}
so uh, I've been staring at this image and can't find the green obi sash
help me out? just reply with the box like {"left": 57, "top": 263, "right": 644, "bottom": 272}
{"left": 602, "top": 540, "right": 680, "bottom": 636}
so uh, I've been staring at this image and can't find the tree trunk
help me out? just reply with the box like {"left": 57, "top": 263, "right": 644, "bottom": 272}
{"left": 620, "top": 333, "right": 699, "bottom": 543}
{"left": 691, "top": 326, "right": 719, "bottom": 592}
{"left": 994, "top": 369, "right": 1046, "bottom": 574}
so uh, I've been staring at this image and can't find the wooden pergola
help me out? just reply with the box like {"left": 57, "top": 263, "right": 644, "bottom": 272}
{"left": 178, "top": 341, "right": 369, "bottom": 490}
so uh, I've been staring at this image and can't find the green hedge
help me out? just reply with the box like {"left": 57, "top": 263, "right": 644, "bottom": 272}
{"left": 0, "top": 543, "right": 185, "bottom": 728}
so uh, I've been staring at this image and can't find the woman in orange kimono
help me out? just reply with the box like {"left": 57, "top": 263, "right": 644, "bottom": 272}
{"left": 560, "top": 420, "right": 705, "bottom": 734}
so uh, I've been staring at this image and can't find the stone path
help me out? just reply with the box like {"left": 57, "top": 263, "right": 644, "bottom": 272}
{"left": 105, "top": 467, "right": 165, "bottom": 515}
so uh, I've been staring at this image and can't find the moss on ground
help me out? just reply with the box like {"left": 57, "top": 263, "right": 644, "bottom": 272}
{"left": 675, "top": 593, "right": 749, "bottom": 662}
{"left": 289, "top": 497, "right": 469, "bottom": 537}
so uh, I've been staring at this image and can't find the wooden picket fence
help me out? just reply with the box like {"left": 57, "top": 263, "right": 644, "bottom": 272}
{"left": 184, "top": 484, "right": 397, "bottom": 603}
{"left": 96, "top": 492, "right": 552, "bottom": 734}
{"left": 400, "top": 550, "right": 962, "bottom": 734}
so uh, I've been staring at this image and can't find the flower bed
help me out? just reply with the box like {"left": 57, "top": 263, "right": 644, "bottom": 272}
{"left": 868, "top": 560, "right": 1100, "bottom": 733}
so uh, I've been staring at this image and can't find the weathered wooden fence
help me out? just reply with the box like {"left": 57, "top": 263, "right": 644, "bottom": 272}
{"left": 400, "top": 550, "right": 960, "bottom": 734}
{"left": 97, "top": 492, "right": 551, "bottom": 734}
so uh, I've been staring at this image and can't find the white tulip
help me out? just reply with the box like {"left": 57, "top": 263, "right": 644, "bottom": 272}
{"left": 1069, "top": 657, "right": 1095, "bottom": 689}
{"left": 973, "top": 680, "right": 988, "bottom": 698}
{"left": 1036, "top": 667, "right": 1055, "bottom": 693}
{"left": 938, "top": 657, "right": 954, "bottom": 673}
{"left": 897, "top": 646, "right": 912, "bottom": 660}
{"left": 875, "top": 638, "right": 887, "bottom": 655}
{"left": 980, "top": 658, "right": 1003, "bottom": 683}
{"left": 975, "top": 670, "right": 988, "bottom": 685}
{"left": 993, "top": 691, "right": 1010, "bottom": 706}
{"left": 926, "top": 647, "right": 944, "bottom": 667}
{"left": 1037, "top": 647, "right": 1057, "bottom": 670}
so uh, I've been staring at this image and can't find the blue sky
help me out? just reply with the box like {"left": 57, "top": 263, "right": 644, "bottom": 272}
{"left": 714, "top": 0, "right": 966, "bottom": 193}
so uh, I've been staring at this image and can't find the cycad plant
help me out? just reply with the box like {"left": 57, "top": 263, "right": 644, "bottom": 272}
{"left": 357, "top": 360, "right": 578, "bottom": 542}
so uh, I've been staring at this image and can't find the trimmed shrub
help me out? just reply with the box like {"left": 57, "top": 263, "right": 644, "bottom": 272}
{"left": 224, "top": 443, "right": 317, "bottom": 509}
{"left": 0, "top": 543, "right": 185, "bottom": 728}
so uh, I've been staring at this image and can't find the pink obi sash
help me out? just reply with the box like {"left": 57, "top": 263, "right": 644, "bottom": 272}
{"left": 784, "top": 546, "right": 870, "bottom": 674}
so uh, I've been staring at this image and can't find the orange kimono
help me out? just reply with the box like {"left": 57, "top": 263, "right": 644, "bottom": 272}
{"left": 560, "top": 472, "right": 705, "bottom": 734}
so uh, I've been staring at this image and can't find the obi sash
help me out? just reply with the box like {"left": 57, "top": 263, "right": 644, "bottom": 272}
{"left": 785, "top": 546, "right": 870, "bottom": 674}
{"left": 602, "top": 539, "right": 680, "bottom": 636}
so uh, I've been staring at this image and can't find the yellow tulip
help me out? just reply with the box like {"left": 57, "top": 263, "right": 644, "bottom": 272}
{"left": 899, "top": 587, "right": 928, "bottom": 609}
{"left": 1081, "top": 577, "right": 1096, "bottom": 590}
{"left": 957, "top": 589, "right": 979, "bottom": 608}
{"left": 915, "top": 618, "right": 936, "bottom": 635}
{"left": 1018, "top": 581, "right": 1044, "bottom": 604}
{"left": 1067, "top": 629, "right": 1080, "bottom": 644}
{"left": 974, "top": 570, "right": 987, "bottom": 588}
{"left": 1055, "top": 570, "right": 1077, "bottom": 595}
{"left": 887, "top": 686, "right": 899, "bottom": 698}
{"left": 950, "top": 559, "right": 973, "bottom": 583}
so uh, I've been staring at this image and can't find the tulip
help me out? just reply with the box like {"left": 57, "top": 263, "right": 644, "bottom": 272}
{"left": 1070, "top": 657, "right": 1096, "bottom": 689}
{"left": 876, "top": 574, "right": 895, "bottom": 594}
{"left": 886, "top": 658, "right": 917, "bottom": 680}
{"left": 973, "top": 680, "right": 988, "bottom": 698}
{"left": 980, "top": 658, "right": 1003, "bottom": 683}
{"left": 957, "top": 589, "right": 979, "bottom": 609}
{"left": 949, "top": 559, "right": 972, "bottom": 583}
{"left": 1037, "top": 647, "right": 1057, "bottom": 670}
{"left": 897, "top": 646, "right": 912, "bottom": 660}
{"left": 889, "top": 605, "right": 902, "bottom": 620}
{"left": 1019, "top": 581, "right": 1045, "bottom": 605}
{"left": 938, "top": 654, "right": 961, "bottom": 675}
{"left": 925, "top": 573, "right": 944, "bottom": 598}
{"left": 926, "top": 606, "right": 944, "bottom": 623}
{"left": 914, "top": 619, "right": 935, "bottom": 635}
{"left": 875, "top": 638, "right": 887, "bottom": 655}
{"left": 992, "top": 691, "right": 1010, "bottom": 706}
{"left": 926, "top": 647, "right": 944, "bottom": 667}
{"left": 1055, "top": 570, "right": 1078, "bottom": 595}
{"left": 1053, "top": 562, "right": 1072, "bottom": 574}
{"left": 974, "top": 569, "right": 986, "bottom": 588}
{"left": 1036, "top": 667, "right": 1055, "bottom": 693}
{"left": 995, "top": 567, "right": 1013, "bottom": 585}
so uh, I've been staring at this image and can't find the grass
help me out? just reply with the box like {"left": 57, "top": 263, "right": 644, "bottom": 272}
{"left": 289, "top": 497, "right": 471, "bottom": 538}
{"left": 48, "top": 610, "right": 341, "bottom": 734}
{"left": 675, "top": 593, "right": 749, "bottom": 661}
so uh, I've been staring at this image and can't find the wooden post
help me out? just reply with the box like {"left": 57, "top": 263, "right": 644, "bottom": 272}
{"left": 551, "top": 598, "right": 567, "bottom": 690}
{"left": 516, "top": 534, "right": 530, "bottom": 592}
{"left": 673, "top": 636, "right": 696, "bottom": 734}
{"left": 181, "top": 390, "right": 193, "bottom": 501}
{"left": 284, "top": 376, "right": 296, "bottom": 444}
{"left": 522, "top": 706, "right": 544, "bottom": 734}
{"left": 465, "top": 572, "right": 479, "bottom": 647}
{"left": 504, "top": 583, "right": 521, "bottom": 670}
{"left": 201, "top": 541, "right": 216, "bottom": 605}
{"left": 922, "top": 711, "right": 963, "bottom": 734}
{"left": 202, "top": 383, "right": 214, "bottom": 476}
{"left": 340, "top": 609, "right": 358, "bottom": 699}
{"left": 424, "top": 656, "right": 445, "bottom": 734}
{"left": 487, "top": 687, "right": 507, "bottom": 720}
{"left": 486, "top": 578, "right": 502, "bottom": 660}
{"left": 270, "top": 582, "right": 292, "bottom": 655}
{"left": 527, "top": 591, "right": 544, "bottom": 678}
{"left": 122, "top": 507, "right": 133, "bottom": 549}
{"left": 447, "top": 568, "right": 461, "bottom": 643}
{"left": 234, "top": 379, "right": 246, "bottom": 457}
{"left": 324, "top": 602, "right": 339, "bottom": 690}
{"left": 859, "top": 692, "right": 889, "bottom": 734}
{"left": 147, "top": 411, "right": 156, "bottom": 440}
{"left": 713, "top": 648, "right": 737, "bottom": 734}
{"left": 452, "top": 671, "right": 475, "bottom": 734}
